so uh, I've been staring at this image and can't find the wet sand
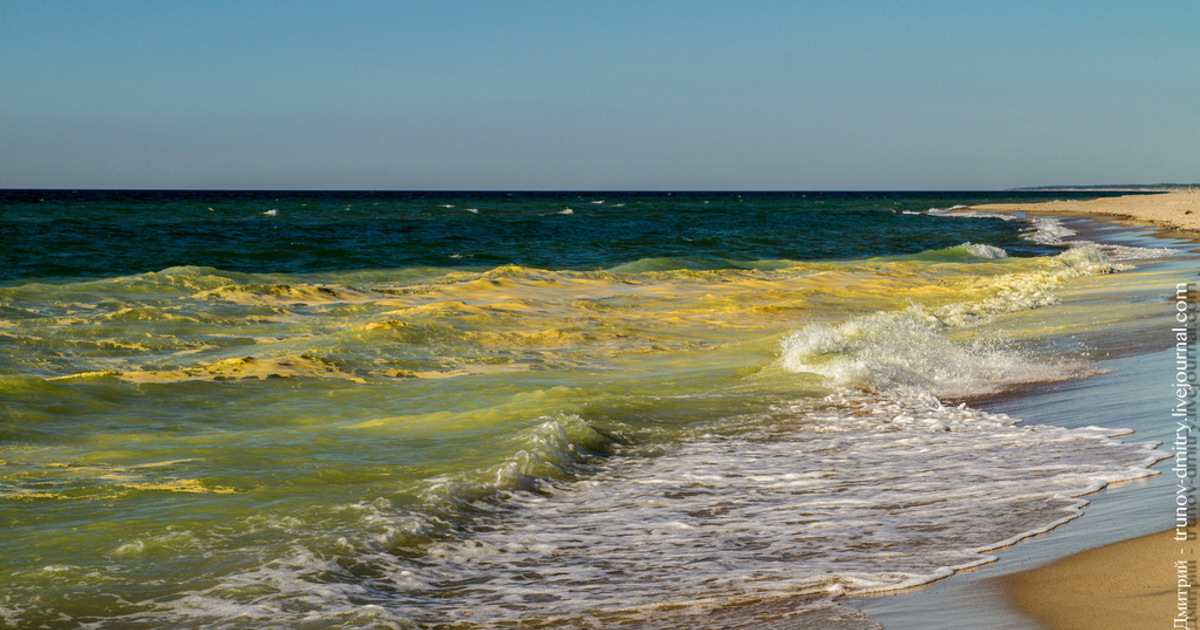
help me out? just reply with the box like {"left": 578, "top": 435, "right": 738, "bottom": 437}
{"left": 1005, "top": 528, "right": 1194, "bottom": 630}
{"left": 980, "top": 194, "right": 1200, "bottom": 629}
{"left": 851, "top": 202, "right": 1199, "bottom": 629}
{"left": 853, "top": 347, "right": 1189, "bottom": 630}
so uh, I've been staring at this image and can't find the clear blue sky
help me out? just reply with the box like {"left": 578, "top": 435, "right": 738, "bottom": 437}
{"left": 2, "top": 1, "right": 1197, "bottom": 190}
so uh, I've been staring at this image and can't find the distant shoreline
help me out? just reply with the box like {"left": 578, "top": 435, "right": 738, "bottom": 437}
{"left": 971, "top": 190, "right": 1200, "bottom": 234}
{"left": 1011, "top": 184, "right": 1200, "bottom": 192}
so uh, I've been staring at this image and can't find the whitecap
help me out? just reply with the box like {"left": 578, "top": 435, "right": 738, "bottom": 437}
{"left": 1021, "top": 216, "right": 1076, "bottom": 245}
{"left": 961, "top": 242, "right": 1009, "bottom": 258}
{"left": 778, "top": 246, "right": 1122, "bottom": 397}
{"left": 779, "top": 310, "right": 1078, "bottom": 398}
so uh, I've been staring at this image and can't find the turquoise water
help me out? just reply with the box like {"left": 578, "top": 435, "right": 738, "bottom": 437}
{"left": 0, "top": 191, "right": 1179, "bottom": 628}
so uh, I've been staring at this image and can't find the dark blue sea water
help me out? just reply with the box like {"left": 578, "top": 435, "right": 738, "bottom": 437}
{"left": 0, "top": 190, "right": 1095, "bottom": 282}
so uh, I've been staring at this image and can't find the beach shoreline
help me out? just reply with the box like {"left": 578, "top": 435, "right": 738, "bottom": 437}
{"left": 984, "top": 194, "right": 1199, "bottom": 630}
{"left": 852, "top": 194, "right": 1199, "bottom": 629}
{"left": 970, "top": 190, "right": 1200, "bottom": 234}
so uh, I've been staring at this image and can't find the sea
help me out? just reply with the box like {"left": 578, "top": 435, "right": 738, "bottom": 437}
{"left": 0, "top": 190, "right": 1186, "bottom": 629}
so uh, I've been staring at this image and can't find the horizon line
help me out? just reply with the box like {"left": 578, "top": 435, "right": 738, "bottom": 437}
{"left": 2, "top": 185, "right": 1189, "bottom": 194}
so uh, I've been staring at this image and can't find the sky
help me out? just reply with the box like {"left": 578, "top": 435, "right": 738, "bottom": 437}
{"left": 2, "top": 1, "right": 1198, "bottom": 191}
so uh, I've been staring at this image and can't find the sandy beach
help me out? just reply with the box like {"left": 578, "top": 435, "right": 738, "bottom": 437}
{"left": 973, "top": 190, "right": 1200, "bottom": 233}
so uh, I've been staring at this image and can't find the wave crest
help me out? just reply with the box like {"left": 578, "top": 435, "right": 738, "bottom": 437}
{"left": 779, "top": 247, "right": 1117, "bottom": 398}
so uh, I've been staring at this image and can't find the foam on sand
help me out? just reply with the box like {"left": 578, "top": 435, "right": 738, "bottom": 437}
{"left": 973, "top": 191, "right": 1200, "bottom": 233}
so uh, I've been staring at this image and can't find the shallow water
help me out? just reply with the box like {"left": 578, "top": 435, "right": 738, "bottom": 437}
{"left": 0, "top": 190, "right": 1185, "bottom": 628}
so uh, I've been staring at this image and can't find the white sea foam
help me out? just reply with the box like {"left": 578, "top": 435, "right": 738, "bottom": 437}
{"left": 780, "top": 244, "right": 1128, "bottom": 397}
{"left": 925, "top": 204, "right": 971, "bottom": 213}
{"left": 961, "top": 242, "right": 1008, "bottom": 258}
{"left": 1021, "top": 216, "right": 1074, "bottom": 244}
{"left": 928, "top": 206, "right": 1179, "bottom": 261}
{"left": 780, "top": 310, "right": 1075, "bottom": 398}
{"left": 1091, "top": 242, "right": 1178, "bottom": 261}
{"left": 122, "top": 391, "right": 1159, "bottom": 629}
{"left": 925, "top": 206, "right": 1014, "bottom": 221}
{"left": 1024, "top": 216, "right": 1178, "bottom": 260}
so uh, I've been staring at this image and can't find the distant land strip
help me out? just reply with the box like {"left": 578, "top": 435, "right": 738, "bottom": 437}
{"left": 1012, "top": 184, "right": 1200, "bottom": 192}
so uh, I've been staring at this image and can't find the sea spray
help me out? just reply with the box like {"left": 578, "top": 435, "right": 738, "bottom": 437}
{"left": 778, "top": 245, "right": 1122, "bottom": 397}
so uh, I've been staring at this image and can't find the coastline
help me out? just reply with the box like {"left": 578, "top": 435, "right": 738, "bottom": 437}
{"left": 973, "top": 190, "right": 1200, "bottom": 234}
{"left": 852, "top": 195, "right": 1199, "bottom": 629}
